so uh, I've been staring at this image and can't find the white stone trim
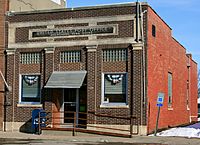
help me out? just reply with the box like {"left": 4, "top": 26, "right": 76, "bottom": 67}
{"left": 17, "top": 103, "right": 43, "bottom": 108}
{"left": 8, "top": 26, "right": 16, "bottom": 44}
{"left": 87, "top": 124, "right": 147, "bottom": 135}
{"left": 44, "top": 47, "right": 55, "bottom": 53}
{"left": 6, "top": 48, "right": 16, "bottom": 55}
{"left": 8, "top": 37, "right": 136, "bottom": 49}
{"left": 4, "top": 122, "right": 29, "bottom": 132}
{"left": 132, "top": 43, "right": 143, "bottom": 50}
{"left": 86, "top": 45, "right": 97, "bottom": 52}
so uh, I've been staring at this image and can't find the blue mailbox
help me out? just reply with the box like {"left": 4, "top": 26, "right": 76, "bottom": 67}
{"left": 32, "top": 109, "right": 47, "bottom": 133}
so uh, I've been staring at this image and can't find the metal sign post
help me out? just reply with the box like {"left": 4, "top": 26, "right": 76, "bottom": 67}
{"left": 154, "top": 93, "right": 164, "bottom": 136}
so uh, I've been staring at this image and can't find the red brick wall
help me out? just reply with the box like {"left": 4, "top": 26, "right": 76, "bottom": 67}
{"left": 188, "top": 57, "right": 198, "bottom": 122}
{"left": 147, "top": 6, "right": 198, "bottom": 133}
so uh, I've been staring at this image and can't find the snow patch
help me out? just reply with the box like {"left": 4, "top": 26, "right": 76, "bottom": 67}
{"left": 153, "top": 127, "right": 200, "bottom": 138}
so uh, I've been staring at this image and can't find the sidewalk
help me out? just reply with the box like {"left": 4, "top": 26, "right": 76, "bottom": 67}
{"left": 1, "top": 131, "right": 200, "bottom": 145}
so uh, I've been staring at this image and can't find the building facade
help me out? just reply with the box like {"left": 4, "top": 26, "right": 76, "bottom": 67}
{"left": 5, "top": 2, "right": 198, "bottom": 135}
{"left": 9, "top": 0, "right": 66, "bottom": 12}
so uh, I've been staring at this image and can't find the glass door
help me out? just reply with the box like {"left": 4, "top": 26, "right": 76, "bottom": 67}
{"left": 63, "top": 88, "right": 79, "bottom": 124}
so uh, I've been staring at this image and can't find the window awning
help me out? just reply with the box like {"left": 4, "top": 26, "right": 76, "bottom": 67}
{"left": 44, "top": 71, "right": 87, "bottom": 88}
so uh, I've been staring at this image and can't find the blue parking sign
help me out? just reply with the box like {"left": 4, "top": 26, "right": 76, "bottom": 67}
{"left": 157, "top": 93, "right": 164, "bottom": 107}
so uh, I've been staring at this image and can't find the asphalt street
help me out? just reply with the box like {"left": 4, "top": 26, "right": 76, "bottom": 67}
{"left": 0, "top": 138, "right": 165, "bottom": 145}
{"left": 0, "top": 132, "right": 199, "bottom": 145}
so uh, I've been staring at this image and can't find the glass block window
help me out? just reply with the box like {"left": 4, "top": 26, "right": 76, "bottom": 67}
{"left": 102, "top": 49, "right": 127, "bottom": 62}
{"left": 21, "top": 75, "right": 41, "bottom": 103}
{"left": 20, "top": 52, "right": 41, "bottom": 64}
{"left": 60, "top": 51, "right": 81, "bottom": 63}
{"left": 102, "top": 73, "right": 127, "bottom": 105}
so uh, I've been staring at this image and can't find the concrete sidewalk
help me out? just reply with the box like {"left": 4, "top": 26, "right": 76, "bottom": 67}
{"left": 0, "top": 131, "right": 200, "bottom": 145}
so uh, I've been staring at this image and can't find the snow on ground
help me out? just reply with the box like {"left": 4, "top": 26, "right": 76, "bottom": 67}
{"left": 153, "top": 127, "right": 200, "bottom": 138}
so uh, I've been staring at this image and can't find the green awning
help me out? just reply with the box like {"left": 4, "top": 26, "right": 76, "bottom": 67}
{"left": 44, "top": 71, "right": 87, "bottom": 88}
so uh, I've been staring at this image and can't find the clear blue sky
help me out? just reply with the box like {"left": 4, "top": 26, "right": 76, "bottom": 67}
{"left": 67, "top": 0, "right": 200, "bottom": 68}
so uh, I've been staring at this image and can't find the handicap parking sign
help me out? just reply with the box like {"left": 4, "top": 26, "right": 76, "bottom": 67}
{"left": 157, "top": 93, "right": 164, "bottom": 107}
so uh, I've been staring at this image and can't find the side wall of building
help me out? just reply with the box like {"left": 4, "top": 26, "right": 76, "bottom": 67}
{"left": 147, "top": 6, "right": 198, "bottom": 134}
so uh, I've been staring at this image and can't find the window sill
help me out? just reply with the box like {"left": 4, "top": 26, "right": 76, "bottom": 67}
{"left": 168, "top": 107, "right": 173, "bottom": 111}
{"left": 17, "top": 103, "right": 43, "bottom": 108}
{"left": 100, "top": 104, "right": 129, "bottom": 109}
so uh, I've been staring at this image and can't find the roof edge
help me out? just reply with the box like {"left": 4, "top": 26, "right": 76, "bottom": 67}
{"left": 147, "top": 5, "right": 172, "bottom": 30}
{"left": 7, "top": 2, "right": 148, "bottom": 16}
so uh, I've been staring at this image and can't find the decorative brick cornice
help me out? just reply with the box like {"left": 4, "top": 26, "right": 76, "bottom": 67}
{"left": 86, "top": 45, "right": 97, "bottom": 52}
{"left": 6, "top": 48, "right": 16, "bottom": 55}
{"left": 44, "top": 47, "right": 55, "bottom": 53}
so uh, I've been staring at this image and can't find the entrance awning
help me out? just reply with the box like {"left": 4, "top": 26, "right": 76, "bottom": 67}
{"left": 44, "top": 71, "right": 87, "bottom": 88}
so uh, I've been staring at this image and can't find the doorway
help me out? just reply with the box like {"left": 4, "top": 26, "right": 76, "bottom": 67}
{"left": 62, "top": 88, "right": 79, "bottom": 125}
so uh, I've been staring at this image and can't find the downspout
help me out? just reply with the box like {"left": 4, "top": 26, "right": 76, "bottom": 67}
{"left": 138, "top": 2, "right": 144, "bottom": 133}
{"left": 12, "top": 52, "right": 15, "bottom": 132}
{"left": 134, "top": 1, "right": 145, "bottom": 133}
{"left": 136, "top": 1, "right": 140, "bottom": 42}
{"left": 140, "top": 2, "right": 147, "bottom": 129}
{"left": 136, "top": 2, "right": 147, "bottom": 133}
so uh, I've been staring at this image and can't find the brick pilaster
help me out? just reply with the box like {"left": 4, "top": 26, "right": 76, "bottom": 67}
{"left": 131, "top": 43, "right": 146, "bottom": 126}
{"left": 43, "top": 47, "right": 55, "bottom": 112}
{"left": 86, "top": 45, "right": 97, "bottom": 123}
{"left": 5, "top": 49, "right": 16, "bottom": 126}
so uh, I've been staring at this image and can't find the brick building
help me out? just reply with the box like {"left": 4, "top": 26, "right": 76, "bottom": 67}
{"left": 4, "top": 2, "right": 198, "bottom": 135}
{"left": 0, "top": 0, "right": 67, "bottom": 132}
{"left": 9, "top": 0, "right": 66, "bottom": 12}
{"left": 0, "top": 0, "right": 9, "bottom": 131}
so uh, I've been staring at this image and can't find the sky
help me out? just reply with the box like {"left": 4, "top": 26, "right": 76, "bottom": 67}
{"left": 67, "top": 0, "right": 200, "bottom": 68}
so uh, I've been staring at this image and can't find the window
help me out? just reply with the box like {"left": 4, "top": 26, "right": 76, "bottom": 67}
{"left": 152, "top": 25, "right": 156, "bottom": 37}
{"left": 20, "top": 52, "right": 41, "bottom": 64}
{"left": 168, "top": 73, "right": 172, "bottom": 106}
{"left": 20, "top": 75, "right": 41, "bottom": 103}
{"left": 102, "top": 49, "right": 127, "bottom": 62}
{"left": 60, "top": 51, "right": 81, "bottom": 63}
{"left": 186, "top": 80, "right": 189, "bottom": 109}
{"left": 102, "top": 73, "right": 127, "bottom": 106}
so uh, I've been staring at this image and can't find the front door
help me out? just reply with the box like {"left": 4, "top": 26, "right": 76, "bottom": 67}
{"left": 63, "top": 88, "right": 79, "bottom": 124}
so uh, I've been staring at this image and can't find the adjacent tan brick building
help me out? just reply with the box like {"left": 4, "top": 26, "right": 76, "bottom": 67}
{"left": 9, "top": 0, "right": 66, "bottom": 12}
